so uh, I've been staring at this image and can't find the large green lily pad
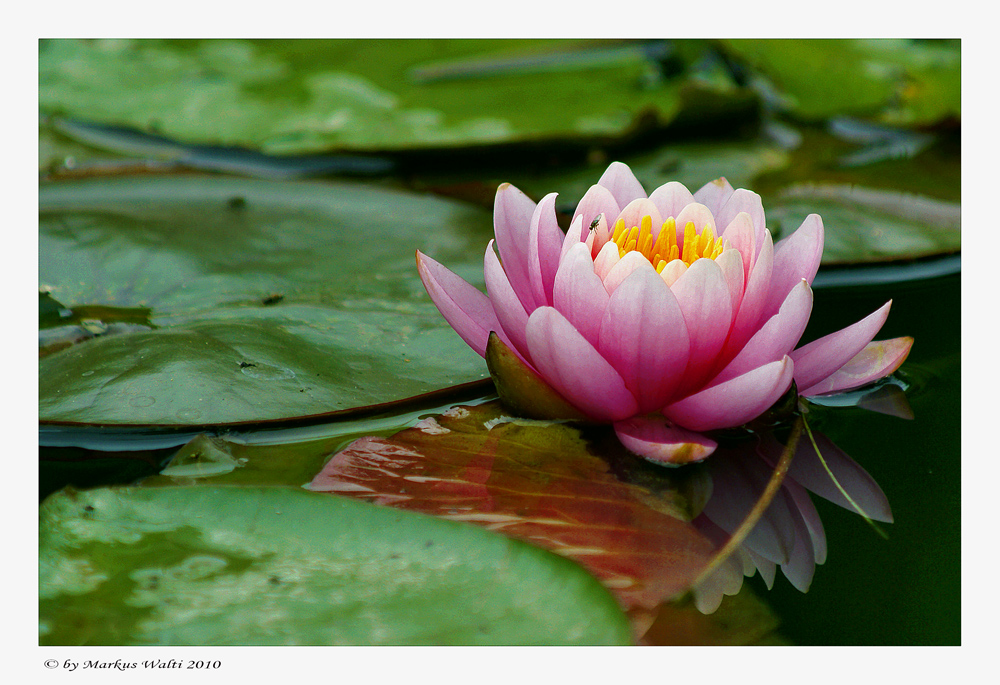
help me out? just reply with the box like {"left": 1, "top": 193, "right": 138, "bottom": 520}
{"left": 39, "top": 485, "right": 633, "bottom": 645}
{"left": 39, "top": 39, "right": 737, "bottom": 155}
{"left": 719, "top": 39, "right": 960, "bottom": 126}
{"left": 39, "top": 175, "right": 492, "bottom": 425}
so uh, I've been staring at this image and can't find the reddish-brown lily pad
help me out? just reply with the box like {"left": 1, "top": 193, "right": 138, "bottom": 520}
{"left": 308, "top": 400, "right": 751, "bottom": 638}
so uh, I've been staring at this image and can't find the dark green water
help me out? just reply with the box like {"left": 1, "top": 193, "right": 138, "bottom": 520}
{"left": 760, "top": 270, "right": 960, "bottom": 645}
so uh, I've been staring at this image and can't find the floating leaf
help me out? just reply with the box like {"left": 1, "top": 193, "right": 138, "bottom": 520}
{"left": 39, "top": 175, "right": 493, "bottom": 425}
{"left": 307, "top": 401, "right": 728, "bottom": 638}
{"left": 39, "top": 486, "right": 632, "bottom": 645}
{"left": 720, "top": 39, "right": 960, "bottom": 126}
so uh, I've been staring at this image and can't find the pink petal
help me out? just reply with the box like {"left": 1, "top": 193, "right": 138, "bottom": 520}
{"left": 552, "top": 242, "right": 610, "bottom": 349}
{"left": 778, "top": 488, "right": 817, "bottom": 593}
{"left": 664, "top": 357, "right": 794, "bottom": 432}
{"left": 720, "top": 211, "right": 757, "bottom": 284}
{"left": 573, "top": 184, "right": 620, "bottom": 240}
{"left": 598, "top": 267, "right": 691, "bottom": 412}
{"left": 723, "top": 230, "right": 774, "bottom": 359}
{"left": 710, "top": 279, "right": 812, "bottom": 385}
{"left": 648, "top": 181, "right": 695, "bottom": 222}
{"left": 791, "top": 301, "right": 892, "bottom": 392}
{"left": 762, "top": 213, "right": 824, "bottom": 322}
{"left": 593, "top": 240, "right": 621, "bottom": 281}
{"left": 483, "top": 240, "right": 532, "bottom": 363}
{"left": 715, "top": 248, "right": 746, "bottom": 324}
{"left": 416, "top": 250, "right": 499, "bottom": 358}
{"left": 493, "top": 183, "right": 540, "bottom": 312}
{"left": 715, "top": 189, "right": 766, "bottom": 259}
{"left": 614, "top": 415, "right": 717, "bottom": 465}
{"left": 693, "top": 177, "right": 736, "bottom": 217}
{"left": 800, "top": 336, "right": 914, "bottom": 396}
{"left": 528, "top": 192, "right": 565, "bottom": 308}
{"left": 524, "top": 306, "right": 638, "bottom": 422}
{"left": 615, "top": 198, "right": 663, "bottom": 236}
{"left": 602, "top": 250, "right": 653, "bottom": 295}
{"left": 561, "top": 214, "right": 584, "bottom": 261}
{"left": 673, "top": 202, "right": 718, "bottom": 246}
{"left": 597, "top": 161, "right": 647, "bottom": 209}
{"left": 784, "top": 478, "right": 827, "bottom": 564}
{"left": 669, "top": 257, "right": 733, "bottom": 391}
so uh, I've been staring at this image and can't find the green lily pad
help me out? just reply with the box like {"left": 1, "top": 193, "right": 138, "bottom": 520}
{"left": 720, "top": 39, "right": 960, "bottom": 126}
{"left": 39, "top": 175, "right": 492, "bottom": 426}
{"left": 39, "top": 39, "right": 755, "bottom": 156}
{"left": 39, "top": 485, "right": 632, "bottom": 645}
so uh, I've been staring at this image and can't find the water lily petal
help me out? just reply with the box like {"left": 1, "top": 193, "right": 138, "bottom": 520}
{"left": 602, "top": 250, "right": 654, "bottom": 295}
{"left": 784, "top": 478, "right": 827, "bottom": 565}
{"left": 599, "top": 267, "right": 690, "bottom": 411}
{"left": 724, "top": 230, "right": 774, "bottom": 358}
{"left": 763, "top": 213, "right": 824, "bottom": 322}
{"left": 779, "top": 488, "right": 817, "bottom": 593}
{"left": 483, "top": 240, "right": 531, "bottom": 362}
{"left": 528, "top": 192, "right": 565, "bottom": 307}
{"left": 791, "top": 301, "right": 892, "bottom": 392}
{"left": 720, "top": 211, "right": 756, "bottom": 283}
{"left": 669, "top": 257, "right": 733, "bottom": 390}
{"left": 573, "top": 183, "right": 620, "bottom": 241}
{"left": 664, "top": 357, "right": 794, "bottom": 432}
{"left": 493, "top": 182, "right": 540, "bottom": 312}
{"left": 693, "top": 177, "right": 736, "bottom": 217}
{"left": 525, "top": 306, "right": 639, "bottom": 421}
{"left": 561, "top": 214, "right": 585, "bottom": 261}
{"left": 615, "top": 198, "right": 664, "bottom": 237}
{"left": 593, "top": 240, "right": 621, "bottom": 281}
{"left": 614, "top": 415, "right": 717, "bottom": 465}
{"left": 648, "top": 181, "right": 695, "bottom": 224}
{"left": 715, "top": 247, "right": 746, "bottom": 324}
{"left": 715, "top": 189, "right": 766, "bottom": 259}
{"left": 711, "top": 279, "right": 812, "bottom": 385}
{"left": 416, "top": 250, "right": 499, "bottom": 358}
{"left": 552, "top": 242, "right": 610, "bottom": 349}
{"left": 800, "top": 336, "right": 914, "bottom": 396}
{"left": 597, "top": 161, "right": 646, "bottom": 208}
{"left": 673, "top": 202, "right": 718, "bottom": 247}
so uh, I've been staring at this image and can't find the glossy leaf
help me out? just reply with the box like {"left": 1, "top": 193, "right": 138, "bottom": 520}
{"left": 307, "top": 400, "right": 727, "bottom": 637}
{"left": 39, "top": 175, "right": 493, "bottom": 425}
{"left": 39, "top": 485, "right": 632, "bottom": 645}
{"left": 38, "top": 39, "right": 745, "bottom": 155}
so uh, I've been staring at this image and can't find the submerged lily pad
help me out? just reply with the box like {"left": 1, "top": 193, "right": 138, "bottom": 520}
{"left": 39, "top": 175, "right": 493, "bottom": 425}
{"left": 39, "top": 486, "right": 632, "bottom": 645}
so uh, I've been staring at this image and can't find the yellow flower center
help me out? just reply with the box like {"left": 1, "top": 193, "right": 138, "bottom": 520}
{"left": 610, "top": 216, "right": 725, "bottom": 272}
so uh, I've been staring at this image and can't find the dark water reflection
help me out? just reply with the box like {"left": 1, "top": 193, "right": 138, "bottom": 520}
{"left": 758, "top": 270, "right": 959, "bottom": 645}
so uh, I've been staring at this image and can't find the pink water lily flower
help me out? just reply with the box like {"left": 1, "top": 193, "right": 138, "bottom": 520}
{"left": 416, "top": 162, "right": 913, "bottom": 465}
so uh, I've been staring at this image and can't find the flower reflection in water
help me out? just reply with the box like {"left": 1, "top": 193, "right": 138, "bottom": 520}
{"left": 690, "top": 409, "right": 896, "bottom": 614}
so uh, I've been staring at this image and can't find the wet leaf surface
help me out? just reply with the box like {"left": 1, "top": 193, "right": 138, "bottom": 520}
{"left": 306, "top": 401, "right": 729, "bottom": 637}
{"left": 39, "top": 485, "right": 632, "bottom": 645}
{"left": 39, "top": 175, "right": 493, "bottom": 425}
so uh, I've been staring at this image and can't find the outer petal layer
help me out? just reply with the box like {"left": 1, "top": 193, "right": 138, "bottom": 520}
{"left": 800, "top": 337, "right": 913, "bottom": 396}
{"left": 416, "top": 250, "right": 499, "bottom": 358}
{"left": 791, "top": 301, "right": 892, "bottom": 392}
{"left": 664, "top": 357, "right": 794, "bottom": 432}
{"left": 525, "top": 307, "right": 639, "bottom": 422}
{"left": 614, "top": 415, "right": 717, "bottom": 465}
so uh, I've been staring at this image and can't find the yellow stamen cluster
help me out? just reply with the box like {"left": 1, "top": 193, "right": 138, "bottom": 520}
{"left": 610, "top": 216, "right": 725, "bottom": 272}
